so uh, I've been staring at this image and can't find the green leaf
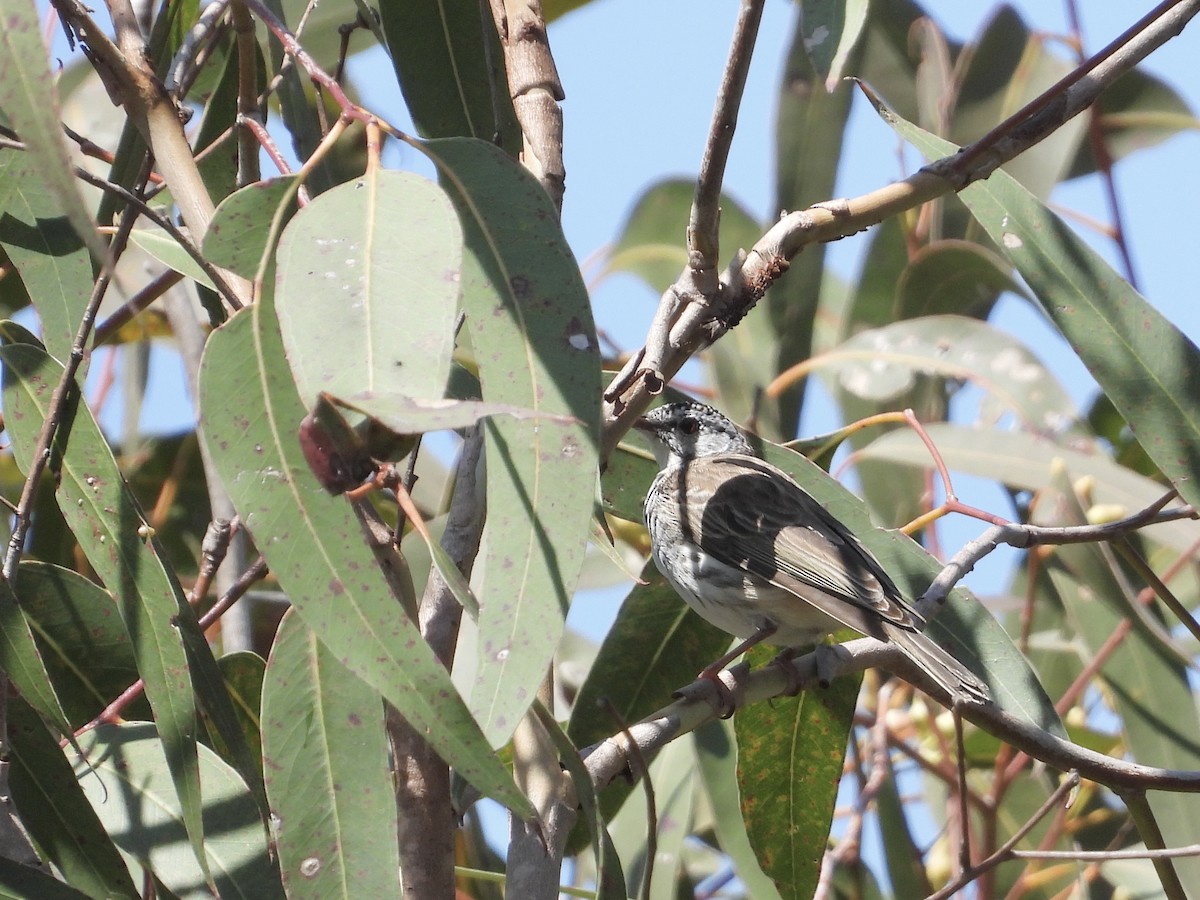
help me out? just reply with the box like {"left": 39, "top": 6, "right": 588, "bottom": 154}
{"left": 261, "top": 610, "right": 400, "bottom": 899}
{"left": 208, "top": 651, "right": 265, "bottom": 778}
{"left": 872, "top": 756, "right": 932, "bottom": 898}
{"left": 1, "top": 344, "right": 209, "bottom": 884}
{"left": 275, "top": 170, "right": 461, "bottom": 406}
{"left": 13, "top": 561, "right": 142, "bottom": 729}
{"left": 127, "top": 227, "right": 217, "bottom": 290}
{"left": 604, "top": 734, "right": 695, "bottom": 900}
{"left": 331, "top": 391, "right": 572, "bottom": 435}
{"left": 1066, "top": 67, "right": 1198, "bottom": 180}
{"left": 0, "top": 858, "right": 96, "bottom": 899}
{"left": 68, "top": 723, "right": 283, "bottom": 900}
{"left": 8, "top": 697, "right": 138, "bottom": 900}
{"left": 735, "top": 647, "right": 857, "bottom": 900}
{"left": 947, "top": 6, "right": 1084, "bottom": 199}
{"left": 819, "top": 315, "right": 1076, "bottom": 431}
{"left": 603, "top": 179, "right": 761, "bottom": 294}
{"left": 197, "top": 296, "right": 534, "bottom": 816}
{"left": 376, "top": 0, "right": 519, "bottom": 145}
{"left": 877, "top": 98, "right": 1200, "bottom": 513}
{"left": 1044, "top": 476, "right": 1200, "bottom": 889}
{"left": 764, "top": 10, "right": 862, "bottom": 439}
{"left": 857, "top": 425, "right": 1197, "bottom": 557}
{"left": 0, "top": 570, "right": 73, "bottom": 738}
{"left": 0, "top": 152, "right": 92, "bottom": 365}
{"left": 0, "top": 0, "right": 104, "bottom": 265}
{"left": 203, "top": 177, "right": 300, "bottom": 278}
{"left": 693, "top": 720, "right": 784, "bottom": 900}
{"left": 420, "top": 137, "right": 600, "bottom": 746}
{"left": 566, "top": 564, "right": 731, "bottom": 853}
{"left": 532, "top": 703, "right": 627, "bottom": 900}
{"left": 798, "top": 0, "right": 868, "bottom": 87}
{"left": 894, "top": 241, "right": 1028, "bottom": 320}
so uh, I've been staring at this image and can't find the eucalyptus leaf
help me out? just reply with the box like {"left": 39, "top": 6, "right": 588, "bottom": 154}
{"left": 275, "top": 169, "right": 462, "bottom": 407}
{"left": 875, "top": 95, "right": 1200, "bottom": 513}
{"left": 198, "top": 296, "right": 534, "bottom": 817}
{"left": 1, "top": 344, "right": 209, "bottom": 883}
{"left": 420, "top": 137, "right": 600, "bottom": 747}
{"left": 68, "top": 723, "right": 283, "bottom": 900}
{"left": 262, "top": 610, "right": 401, "bottom": 899}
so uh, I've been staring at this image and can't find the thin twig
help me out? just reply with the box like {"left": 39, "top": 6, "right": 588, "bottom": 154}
{"left": 94, "top": 268, "right": 184, "bottom": 346}
{"left": 600, "top": 0, "right": 1200, "bottom": 456}
{"left": 686, "top": 0, "right": 765, "bottom": 296}
{"left": 73, "top": 167, "right": 244, "bottom": 311}
{"left": 2, "top": 168, "right": 148, "bottom": 581}
{"left": 928, "top": 772, "right": 1082, "bottom": 900}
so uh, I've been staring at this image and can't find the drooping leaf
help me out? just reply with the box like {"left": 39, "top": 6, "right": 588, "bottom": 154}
{"left": 13, "top": 561, "right": 144, "bottom": 729}
{"left": 857, "top": 425, "right": 1197, "bottom": 556}
{"left": 0, "top": 0, "right": 104, "bottom": 266}
{"left": 947, "top": 6, "right": 1085, "bottom": 200}
{"left": 894, "top": 241, "right": 1028, "bottom": 320}
{"left": 0, "top": 570, "right": 73, "bottom": 739}
{"left": 875, "top": 100, "right": 1200, "bottom": 513}
{"left": 798, "top": 0, "right": 868, "bottom": 87}
{"left": 376, "top": 0, "right": 520, "bottom": 146}
{"left": 68, "top": 723, "right": 283, "bottom": 900}
{"left": 603, "top": 179, "right": 760, "bottom": 295}
{"left": 532, "top": 703, "right": 627, "bottom": 900}
{"left": 735, "top": 646, "right": 857, "bottom": 900}
{"left": 0, "top": 152, "right": 92, "bottom": 365}
{"left": 565, "top": 564, "right": 730, "bottom": 853}
{"left": 1066, "top": 67, "right": 1198, "bottom": 180}
{"left": 198, "top": 295, "right": 534, "bottom": 816}
{"left": 420, "top": 137, "right": 600, "bottom": 747}
{"left": 331, "top": 391, "right": 574, "bottom": 436}
{"left": 0, "top": 858, "right": 97, "bottom": 899}
{"left": 762, "top": 8, "right": 862, "bottom": 439}
{"left": 1042, "top": 473, "right": 1200, "bottom": 889}
{"left": 275, "top": 169, "right": 461, "bottom": 407}
{"left": 261, "top": 610, "right": 400, "bottom": 899}
{"left": 818, "top": 315, "right": 1077, "bottom": 432}
{"left": 693, "top": 720, "right": 784, "bottom": 900}
{"left": 7, "top": 697, "right": 138, "bottom": 900}
{"left": 127, "top": 227, "right": 217, "bottom": 291}
{"left": 1, "top": 344, "right": 209, "bottom": 882}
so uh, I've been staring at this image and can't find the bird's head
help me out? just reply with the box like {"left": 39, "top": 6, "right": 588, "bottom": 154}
{"left": 633, "top": 401, "right": 754, "bottom": 468}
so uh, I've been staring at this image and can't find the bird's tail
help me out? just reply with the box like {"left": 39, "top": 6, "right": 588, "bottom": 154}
{"left": 885, "top": 624, "right": 990, "bottom": 706}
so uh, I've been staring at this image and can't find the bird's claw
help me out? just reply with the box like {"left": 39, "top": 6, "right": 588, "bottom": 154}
{"left": 769, "top": 648, "right": 806, "bottom": 696}
{"left": 674, "top": 665, "right": 745, "bottom": 718}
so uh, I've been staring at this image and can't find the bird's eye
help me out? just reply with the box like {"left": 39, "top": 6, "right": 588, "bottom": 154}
{"left": 680, "top": 416, "right": 700, "bottom": 435}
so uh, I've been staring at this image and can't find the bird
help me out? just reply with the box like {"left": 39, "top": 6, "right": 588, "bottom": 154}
{"left": 634, "top": 400, "right": 989, "bottom": 706}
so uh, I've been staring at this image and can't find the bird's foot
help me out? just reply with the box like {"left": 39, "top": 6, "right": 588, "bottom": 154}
{"left": 768, "top": 648, "right": 806, "bottom": 696}
{"left": 674, "top": 663, "right": 747, "bottom": 718}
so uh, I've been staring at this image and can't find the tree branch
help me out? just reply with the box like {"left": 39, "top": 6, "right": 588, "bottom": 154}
{"left": 600, "top": 0, "right": 1200, "bottom": 457}
{"left": 488, "top": 0, "right": 566, "bottom": 210}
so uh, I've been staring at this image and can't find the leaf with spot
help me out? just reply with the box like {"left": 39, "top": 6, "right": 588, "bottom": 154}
{"left": 67, "top": 722, "right": 282, "bottom": 899}
{"left": 419, "top": 138, "right": 601, "bottom": 747}
{"left": 198, "top": 293, "right": 534, "bottom": 816}
{"left": 262, "top": 609, "right": 400, "bottom": 899}
{"left": 275, "top": 169, "right": 462, "bottom": 407}
{"left": 735, "top": 647, "right": 858, "bottom": 900}
{"left": 872, "top": 93, "right": 1200, "bottom": 513}
{"left": 1, "top": 343, "right": 210, "bottom": 884}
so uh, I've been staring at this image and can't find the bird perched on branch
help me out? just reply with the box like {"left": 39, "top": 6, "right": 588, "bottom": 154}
{"left": 635, "top": 401, "right": 988, "bottom": 706}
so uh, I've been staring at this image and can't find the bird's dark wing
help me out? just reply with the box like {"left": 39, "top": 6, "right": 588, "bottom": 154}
{"left": 677, "top": 454, "right": 924, "bottom": 633}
